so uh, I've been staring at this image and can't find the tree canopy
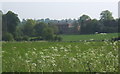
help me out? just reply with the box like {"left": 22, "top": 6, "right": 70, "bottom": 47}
{"left": 100, "top": 10, "right": 114, "bottom": 21}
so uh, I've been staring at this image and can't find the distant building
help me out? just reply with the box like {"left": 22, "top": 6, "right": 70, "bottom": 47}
{"left": 56, "top": 21, "right": 80, "bottom": 34}
{"left": 57, "top": 22, "right": 70, "bottom": 34}
{"left": 68, "top": 23, "right": 74, "bottom": 28}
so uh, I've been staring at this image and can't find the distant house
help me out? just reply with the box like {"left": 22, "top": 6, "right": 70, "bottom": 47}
{"left": 68, "top": 23, "right": 74, "bottom": 28}
{"left": 57, "top": 22, "right": 70, "bottom": 34}
{"left": 56, "top": 21, "right": 82, "bottom": 34}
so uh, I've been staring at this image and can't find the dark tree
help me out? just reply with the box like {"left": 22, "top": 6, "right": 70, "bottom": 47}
{"left": 78, "top": 15, "right": 91, "bottom": 34}
{"left": 3, "top": 11, "right": 20, "bottom": 35}
{"left": 34, "top": 22, "right": 48, "bottom": 37}
{"left": 100, "top": 10, "right": 114, "bottom": 21}
{"left": 22, "top": 19, "right": 36, "bottom": 36}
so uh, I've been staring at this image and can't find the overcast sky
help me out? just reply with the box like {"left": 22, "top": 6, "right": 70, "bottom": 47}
{"left": 0, "top": 0, "right": 119, "bottom": 20}
{"left": 0, "top": 0, "right": 119, "bottom": 2}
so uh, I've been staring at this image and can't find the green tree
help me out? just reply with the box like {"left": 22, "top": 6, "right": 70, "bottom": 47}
{"left": 42, "top": 28, "right": 54, "bottom": 40}
{"left": 34, "top": 22, "right": 48, "bottom": 37}
{"left": 2, "top": 32, "right": 14, "bottom": 41}
{"left": 99, "top": 10, "right": 117, "bottom": 33}
{"left": 2, "top": 11, "right": 20, "bottom": 35}
{"left": 78, "top": 15, "right": 91, "bottom": 34}
{"left": 14, "top": 24, "right": 24, "bottom": 40}
{"left": 48, "top": 22, "right": 58, "bottom": 34}
{"left": 22, "top": 19, "right": 36, "bottom": 36}
{"left": 84, "top": 19, "right": 100, "bottom": 34}
{"left": 2, "top": 11, "right": 20, "bottom": 41}
{"left": 78, "top": 15, "right": 91, "bottom": 23}
{"left": 100, "top": 10, "right": 114, "bottom": 21}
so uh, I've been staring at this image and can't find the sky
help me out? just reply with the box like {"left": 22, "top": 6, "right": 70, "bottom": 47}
{"left": 0, "top": 0, "right": 119, "bottom": 2}
{"left": 0, "top": 0, "right": 119, "bottom": 20}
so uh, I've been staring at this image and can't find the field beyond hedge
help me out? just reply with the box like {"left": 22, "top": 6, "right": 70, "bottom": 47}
{"left": 2, "top": 41, "right": 119, "bottom": 72}
{"left": 61, "top": 33, "right": 119, "bottom": 41}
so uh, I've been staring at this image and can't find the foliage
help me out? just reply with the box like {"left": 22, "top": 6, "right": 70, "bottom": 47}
{"left": 100, "top": 10, "right": 114, "bottom": 21}
{"left": 21, "top": 19, "right": 36, "bottom": 37}
{"left": 34, "top": 22, "right": 48, "bottom": 36}
{"left": 2, "top": 32, "right": 14, "bottom": 41}
{"left": 22, "top": 36, "right": 30, "bottom": 41}
{"left": 48, "top": 22, "right": 59, "bottom": 34}
{"left": 42, "top": 28, "right": 54, "bottom": 41}
{"left": 78, "top": 15, "right": 91, "bottom": 23}
{"left": 54, "top": 35, "right": 62, "bottom": 41}
{"left": 2, "top": 11, "right": 20, "bottom": 36}
{"left": 30, "top": 37, "right": 43, "bottom": 41}
{"left": 2, "top": 10, "right": 119, "bottom": 41}
{"left": 78, "top": 15, "right": 91, "bottom": 34}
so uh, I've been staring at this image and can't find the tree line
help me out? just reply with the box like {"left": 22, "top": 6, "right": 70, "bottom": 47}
{"left": 77, "top": 10, "right": 119, "bottom": 34}
{"left": 2, "top": 10, "right": 120, "bottom": 41}
{"left": 2, "top": 11, "right": 61, "bottom": 41}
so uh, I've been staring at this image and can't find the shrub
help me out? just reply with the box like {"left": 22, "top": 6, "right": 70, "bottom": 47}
{"left": 30, "top": 37, "right": 43, "bottom": 41}
{"left": 54, "top": 35, "right": 62, "bottom": 41}
{"left": 2, "top": 32, "right": 14, "bottom": 41}
{"left": 22, "top": 36, "right": 30, "bottom": 41}
{"left": 15, "top": 36, "right": 23, "bottom": 41}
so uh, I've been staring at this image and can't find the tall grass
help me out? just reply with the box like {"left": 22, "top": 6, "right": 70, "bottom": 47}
{"left": 2, "top": 41, "right": 119, "bottom": 72}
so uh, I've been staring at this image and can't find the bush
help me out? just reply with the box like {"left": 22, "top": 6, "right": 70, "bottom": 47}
{"left": 22, "top": 36, "right": 30, "bottom": 41}
{"left": 15, "top": 36, "right": 23, "bottom": 41}
{"left": 42, "top": 28, "right": 54, "bottom": 41}
{"left": 2, "top": 32, "right": 14, "bottom": 41}
{"left": 30, "top": 37, "right": 43, "bottom": 41}
{"left": 54, "top": 35, "right": 62, "bottom": 41}
{"left": 111, "top": 36, "right": 120, "bottom": 41}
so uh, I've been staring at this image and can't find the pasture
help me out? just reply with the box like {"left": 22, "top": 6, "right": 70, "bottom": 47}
{"left": 2, "top": 40, "right": 119, "bottom": 72}
{"left": 61, "top": 33, "right": 119, "bottom": 41}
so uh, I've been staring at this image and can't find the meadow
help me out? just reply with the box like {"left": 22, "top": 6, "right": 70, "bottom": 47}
{"left": 61, "top": 33, "right": 119, "bottom": 41}
{"left": 2, "top": 40, "right": 119, "bottom": 72}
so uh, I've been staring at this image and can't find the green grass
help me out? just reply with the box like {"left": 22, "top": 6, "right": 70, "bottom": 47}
{"left": 2, "top": 41, "right": 119, "bottom": 72}
{"left": 0, "top": 42, "right": 2, "bottom": 73}
{"left": 60, "top": 33, "right": 119, "bottom": 41}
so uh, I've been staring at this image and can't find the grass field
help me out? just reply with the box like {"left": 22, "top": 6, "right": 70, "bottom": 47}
{"left": 61, "top": 33, "right": 119, "bottom": 41}
{"left": 2, "top": 41, "right": 119, "bottom": 72}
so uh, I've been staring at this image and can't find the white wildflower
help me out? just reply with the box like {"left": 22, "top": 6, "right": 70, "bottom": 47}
{"left": 39, "top": 52, "right": 44, "bottom": 55}
{"left": 32, "top": 63, "right": 37, "bottom": 66}
{"left": 33, "top": 48, "right": 37, "bottom": 51}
